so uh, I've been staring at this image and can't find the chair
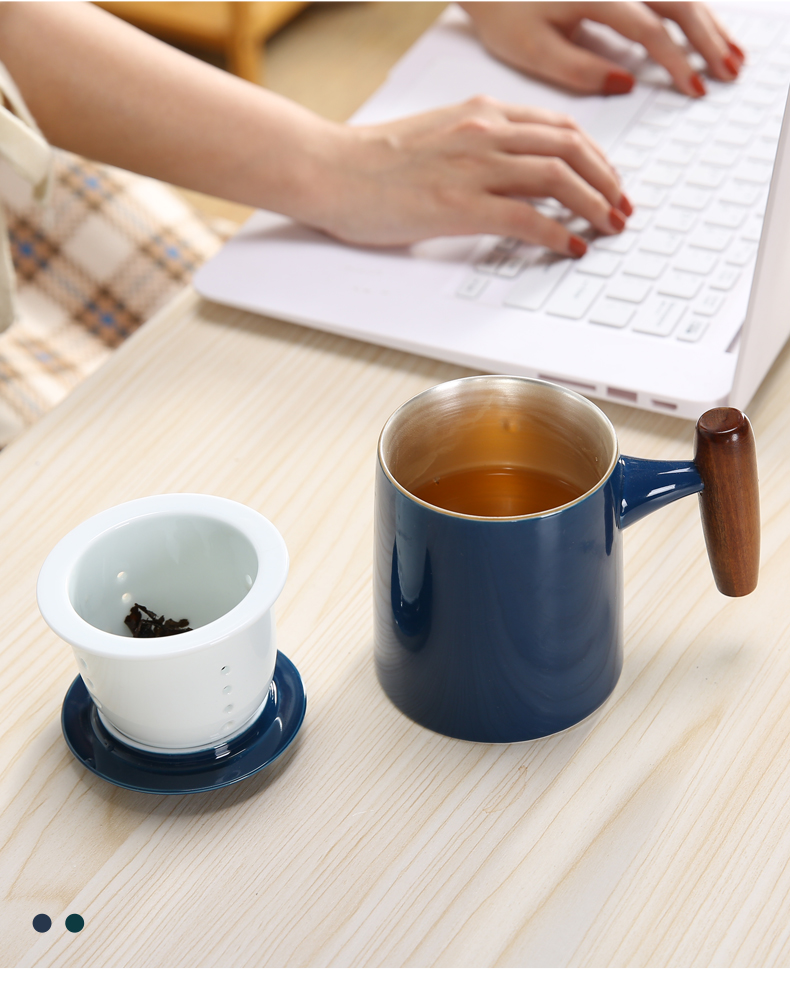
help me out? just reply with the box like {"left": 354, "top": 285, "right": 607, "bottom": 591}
{"left": 95, "top": 1, "right": 309, "bottom": 82}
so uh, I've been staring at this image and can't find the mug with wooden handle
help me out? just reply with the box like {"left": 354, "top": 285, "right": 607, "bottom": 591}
{"left": 374, "top": 376, "right": 759, "bottom": 743}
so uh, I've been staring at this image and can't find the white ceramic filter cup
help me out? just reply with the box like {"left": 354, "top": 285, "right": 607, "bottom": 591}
{"left": 37, "top": 494, "right": 289, "bottom": 752}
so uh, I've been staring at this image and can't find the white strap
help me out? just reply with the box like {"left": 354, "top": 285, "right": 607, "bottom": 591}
{"left": 0, "top": 60, "right": 54, "bottom": 331}
{"left": 0, "top": 204, "right": 14, "bottom": 332}
{"left": 0, "top": 105, "right": 52, "bottom": 199}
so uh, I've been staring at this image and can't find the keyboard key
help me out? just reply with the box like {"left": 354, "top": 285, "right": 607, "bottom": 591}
{"left": 504, "top": 257, "right": 571, "bottom": 311}
{"left": 710, "top": 266, "right": 741, "bottom": 290}
{"left": 728, "top": 106, "right": 765, "bottom": 127}
{"left": 656, "top": 142, "right": 696, "bottom": 166}
{"left": 755, "top": 65, "right": 790, "bottom": 88}
{"left": 677, "top": 316, "right": 709, "bottom": 342}
{"left": 732, "top": 160, "right": 774, "bottom": 184}
{"left": 746, "top": 138, "right": 779, "bottom": 162}
{"left": 623, "top": 253, "right": 666, "bottom": 279}
{"left": 688, "top": 226, "right": 733, "bottom": 251}
{"left": 705, "top": 81, "right": 738, "bottom": 106}
{"left": 704, "top": 202, "right": 747, "bottom": 228}
{"left": 641, "top": 162, "right": 683, "bottom": 186}
{"left": 727, "top": 241, "right": 756, "bottom": 266}
{"left": 637, "top": 62, "right": 677, "bottom": 89}
{"left": 606, "top": 275, "right": 652, "bottom": 302}
{"left": 744, "top": 20, "right": 785, "bottom": 49}
{"left": 692, "top": 290, "right": 725, "bottom": 316}
{"left": 496, "top": 253, "right": 527, "bottom": 277}
{"left": 625, "top": 126, "right": 663, "bottom": 149}
{"left": 686, "top": 164, "right": 726, "bottom": 189}
{"left": 657, "top": 270, "right": 703, "bottom": 299}
{"left": 642, "top": 107, "right": 678, "bottom": 127}
{"left": 686, "top": 103, "right": 722, "bottom": 125}
{"left": 475, "top": 250, "right": 506, "bottom": 275}
{"left": 698, "top": 145, "right": 739, "bottom": 167}
{"left": 545, "top": 275, "right": 602, "bottom": 318}
{"left": 743, "top": 87, "right": 781, "bottom": 108}
{"left": 671, "top": 187, "right": 711, "bottom": 210}
{"left": 723, "top": 13, "right": 747, "bottom": 36}
{"left": 674, "top": 122, "right": 708, "bottom": 145}
{"left": 740, "top": 216, "right": 765, "bottom": 242}
{"left": 610, "top": 146, "right": 650, "bottom": 170}
{"left": 639, "top": 230, "right": 683, "bottom": 255}
{"left": 719, "top": 180, "right": 762, "bottom": 206}
{"left": 534, "top": 199, "right": 564, "bottom": 218}
{"left": 632, "top": 296, "right": 686, "bottom": 336}
{"left": 457, "top": 274, "right": 489, "bottom": 299}
{"left": 589, "top": 298, "right": 635, "bottom": 328}
{"left": 761, "top": 117, "right": 784, "bottom": 140}
{"left": 498, "top": 237, "right": 520, "bottom": 251}
{"left": 626, "top": 209, "right": 652, "bottom": 232}
{"left": 654, "top": 90, "right": 691, "bottom": 110}
{"left": 565, "top": 216, "right": 591, "bottom": 237}
{"left": 655, "top": 208, "right": 697, "bottom": 233}
{"left": 575, "top": 251, "right": 620, "bottom": 276}
{"left": 627, "top": 183, "right": 666, "bottom": 208}
{"left": 714, "top": 125, "right": 751, "bottom": 147}
{"left": 673, "top": 247, "right": 718, "bottom": 275}
{"left": 592, "top": 231, "right": 638, "bottom": 254}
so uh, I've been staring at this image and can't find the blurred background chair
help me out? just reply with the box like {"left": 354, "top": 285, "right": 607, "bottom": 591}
{"left": 95, "top": 1, "right": 309, "bottom": 82}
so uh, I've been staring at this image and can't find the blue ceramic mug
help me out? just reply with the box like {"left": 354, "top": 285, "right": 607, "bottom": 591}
{"left": 374, "top": 376, "right": 759, "bottom": 743}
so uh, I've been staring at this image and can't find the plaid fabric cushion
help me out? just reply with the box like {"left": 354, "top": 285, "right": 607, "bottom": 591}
{"left": 0, "top": 149, "right": 236, "bottom": 446}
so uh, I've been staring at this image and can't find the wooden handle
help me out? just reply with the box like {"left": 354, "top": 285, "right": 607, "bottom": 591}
{"left": 694, "top": 408, "right": 760, "bottom": 597}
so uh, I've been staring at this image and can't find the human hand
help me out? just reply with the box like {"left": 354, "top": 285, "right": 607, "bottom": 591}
{"left": 461, "top": 2, "right": 745, "bottom": 98}
{"left": 312, "top": 97, "right": 630, "bottom": 255}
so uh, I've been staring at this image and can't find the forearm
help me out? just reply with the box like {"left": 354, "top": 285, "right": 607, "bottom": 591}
{"left": 0, "top": 1, "right": 342, "bottom": 222}
{"left": 0, "top": 2, "right": 629, "bottom": 251}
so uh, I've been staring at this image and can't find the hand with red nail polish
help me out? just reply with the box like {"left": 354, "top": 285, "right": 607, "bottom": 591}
{"left": 325, "top": 94, "right": 629, "bottom": 253}
{"left": 461, "top": 3, "right": 746, "bottom": 98}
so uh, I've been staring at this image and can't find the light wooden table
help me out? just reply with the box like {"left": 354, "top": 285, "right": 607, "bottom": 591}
{"left": 1, "top": 286, "right": 789, "bottom": 967}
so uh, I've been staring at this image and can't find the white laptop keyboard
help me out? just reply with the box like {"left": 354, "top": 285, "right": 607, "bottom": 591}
{"left": 457, "top": 12, "right": 789, "bottom": 346}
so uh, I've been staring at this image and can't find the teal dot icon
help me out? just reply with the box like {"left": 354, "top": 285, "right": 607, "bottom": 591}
{"left": 65, "top": 914, "right": 84, "bottom": 933}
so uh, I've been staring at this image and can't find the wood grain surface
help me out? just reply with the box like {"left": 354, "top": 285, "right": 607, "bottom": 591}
{"left": 1, "top": 288, "right": 789, "bottom": 967}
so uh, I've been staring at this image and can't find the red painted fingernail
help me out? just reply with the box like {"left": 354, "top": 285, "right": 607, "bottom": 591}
{"left": 603, "top": 70, "right": 635, "bottom": 96}
{"left": 618, "top": 193, "right": 633, "bottom": 217}
{"left": 690, "top": 73, "right": 707, "bottom": 97}
{"left": 609, "top": 207, "right": 626, "bottom": 232}
{"left": 723, "top": 54, "right": 740, "bottom": 77}
{"left": 568, "top": 235, "right": 587, "bottom": 258}
{"left": 728, "top": 40, "right": 746, "bottom": 62}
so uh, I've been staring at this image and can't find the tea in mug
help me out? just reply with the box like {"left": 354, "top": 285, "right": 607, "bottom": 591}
{"left": 411, "top": 464, "right": 586, "bottom": 517}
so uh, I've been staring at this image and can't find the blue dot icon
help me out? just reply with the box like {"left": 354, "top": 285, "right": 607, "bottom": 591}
{"left": 32, "top": 914, "right": 51, "bottom": 933}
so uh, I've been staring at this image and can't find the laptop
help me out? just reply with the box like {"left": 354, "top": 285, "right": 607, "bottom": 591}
{"left": 195, "top": 2, "right": 790, "bottom": 419}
